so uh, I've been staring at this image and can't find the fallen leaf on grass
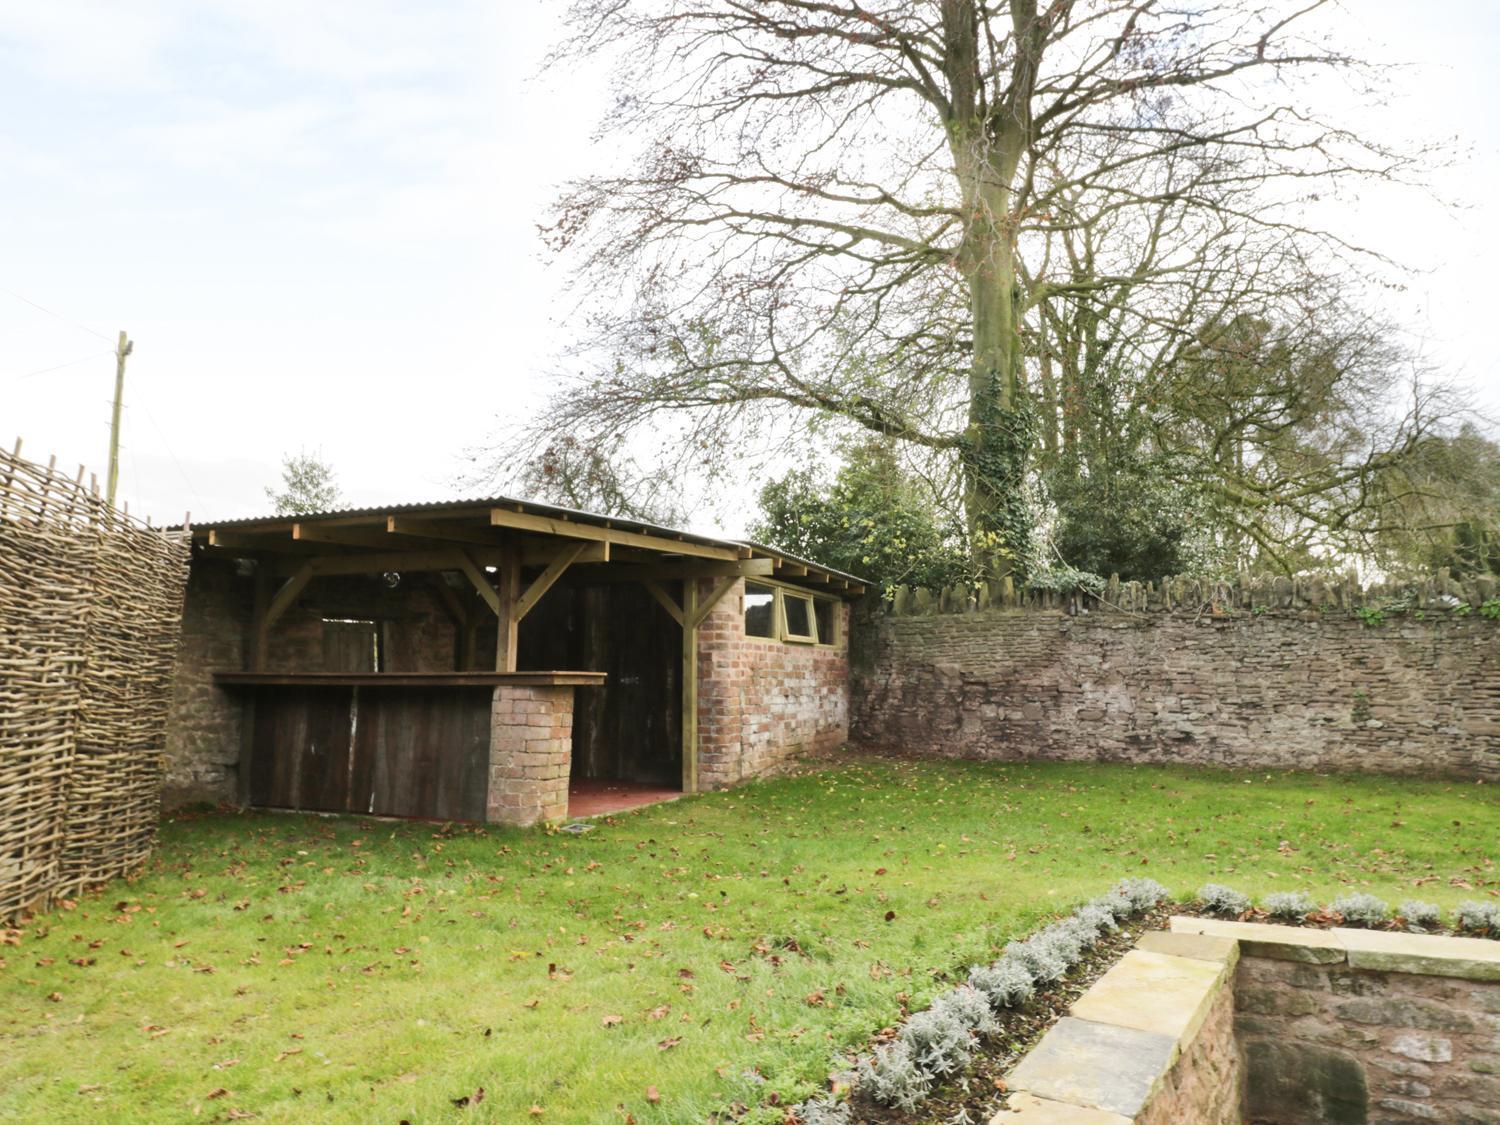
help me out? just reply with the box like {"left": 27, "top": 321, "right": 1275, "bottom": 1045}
{"left": 206, "top": 1088, "right": 229, "bottom": 1099}
{"left": 656, "top": 1037, "right": 681, "bottom": 1051}
{"left": 645, "top": 1087, "right": 660, "bottom": 1104}
{"left": 452, "top": 1087, "right": 485, "bottom": 1108}
{"left": 601, "top": 1014, "right": 623, "bottom": 1027}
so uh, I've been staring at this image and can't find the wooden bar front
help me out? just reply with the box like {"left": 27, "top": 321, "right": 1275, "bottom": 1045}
{"left": 217, "top": 672, "right": 605, "bottom": 822}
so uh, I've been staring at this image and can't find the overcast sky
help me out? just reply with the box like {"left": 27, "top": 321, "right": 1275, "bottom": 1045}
{"left": 1, "top": 1, "right": 1496, "bottom": 531}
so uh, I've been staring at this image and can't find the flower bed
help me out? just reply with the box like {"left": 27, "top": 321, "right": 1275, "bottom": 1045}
{"left": 789, "top": 882, "right": 1500, "bottom": 1123}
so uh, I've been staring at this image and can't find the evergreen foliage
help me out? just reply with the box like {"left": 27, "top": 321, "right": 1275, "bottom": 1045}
{"left": 265, "top": 451, "right": 340, "bottom": 516}
{"left": 752, "top": 440, "right": 968, "bottom": 590}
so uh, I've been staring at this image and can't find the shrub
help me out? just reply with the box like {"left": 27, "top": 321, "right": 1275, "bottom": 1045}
{"left": 930, "top": 984, "right": 1000, "bottom": 1038}
{"left": 1198, "top": 884, "right": 1251, "bottom": 916}
{"left": 1114, "top": 877, "right": 1170, "bottom": 912}
{"left": 1329, "top": 893, "right": 1388, "bottom": 927}
{"left": 794, "top": 1099, "right": 851, "bottom": 1125}
{"left": 1262, "top": 891, "right": 1317, "bottom": 919}
{"left": 1455, "top": 900, "right": 1500, "bottom": 937}
{"left": 1398, "top": 900, "right": 1441, "bottom": 931}
{"left": 1038, "top": 919, "right": 1090, "bottom": 965}
{"left": 855, "top": 1040, "right": 931, "bottom": 1111}
{"left": 968, "top": 959, "right": 1035, "bottom": 1010}
{"left": 1002, "top": 934, "right": 1069, "bottom": 983}
{"left": 1070, "top": 901, "right": 1121, "bottom": 939}
{"left": 899, "top": 1005, "right": 974, "bottom": 1079}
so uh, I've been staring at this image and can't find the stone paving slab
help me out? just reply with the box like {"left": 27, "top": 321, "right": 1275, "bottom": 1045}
{"left": 1069, "top": 949, "right": 1226, "bottom": 1044}
{"left": 1169, "top": 915, "right": 1346, "bottom": 963}
{"left": 1135, "top": 929, "right": 1239, "bottom": 967}
{"left": 1332, "top": 926, "right": 1500, "bottom": 981}
{"left": 1008, "top": 1016, "right": 1177, "bottom": 1118}
{"left": 987, "top": 1091, "right": 1131, "bottom": 1123}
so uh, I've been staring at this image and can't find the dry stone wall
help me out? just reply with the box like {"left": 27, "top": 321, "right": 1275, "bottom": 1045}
{"left": 852, "top": 574, "right": 1500, "bottom": 780}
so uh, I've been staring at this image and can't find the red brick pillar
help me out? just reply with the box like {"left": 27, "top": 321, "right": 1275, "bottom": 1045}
{"left": 487, "top": 685, "right": 573, "bottom": 826}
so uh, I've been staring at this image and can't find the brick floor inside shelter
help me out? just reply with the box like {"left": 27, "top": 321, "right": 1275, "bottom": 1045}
{"left": 567, "top": 779, "right": 681, "bottom": 818}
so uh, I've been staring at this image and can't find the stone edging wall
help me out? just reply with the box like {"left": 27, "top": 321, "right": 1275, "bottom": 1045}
{"left": 851, "top": 606, "right": 1500, "bottom": 780}
{"left": 995, "top": 928, "right": 1242, "bottom": 1122}
{"left": 996, "top": 919, "right": 1500, "bottom": 1122}
{"left": 1175, "top": 917, "right": 1500, "bottom": 1123}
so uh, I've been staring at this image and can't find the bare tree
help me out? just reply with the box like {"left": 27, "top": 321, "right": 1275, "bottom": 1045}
{"left": 515, "top": 435, "right": 689, "bottom": 525}
{"left": 509, "top": 0, "right": 1427, "bottom": 576}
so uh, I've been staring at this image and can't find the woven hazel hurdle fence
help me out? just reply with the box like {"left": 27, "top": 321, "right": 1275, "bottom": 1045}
{"left": 0, "top": 444, "right": 189, "bottom": 924}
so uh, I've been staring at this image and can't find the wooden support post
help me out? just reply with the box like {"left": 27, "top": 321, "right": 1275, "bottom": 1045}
{"left": 682, "top": 579, "right": 698, "bottom": 795}
{"left": 105, "top": 330, "right": 132, "bottom": 508}
{"left": 495, "top": 538, "right": 521, "bottom": 673}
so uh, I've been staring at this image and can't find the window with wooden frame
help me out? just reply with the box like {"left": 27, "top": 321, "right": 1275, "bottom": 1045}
{"left": 744, "top": 582, "right": 777, "bottom": 638}
{"left": 780, "top": 589, "right": 816, "bottom": 643}
{"left": 813, "top": 597, "right": 837, "bottom": 647}
{"left": 742, "top": 580, "right": 840, "bottom": 646}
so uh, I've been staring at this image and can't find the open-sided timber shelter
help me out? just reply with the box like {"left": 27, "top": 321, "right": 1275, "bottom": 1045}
{"left": 167, "top": 497, "right": 865, "bottom": 826}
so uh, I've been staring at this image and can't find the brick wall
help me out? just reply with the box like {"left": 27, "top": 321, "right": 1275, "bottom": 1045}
{"left": 852, "top": 608, "right": 1500, "bottom": 780}
{"left": 488, "top": 684, "right": 573, "bottom": 826}
{"left": 696, "top": 578, "right": 851, "bottom": 789}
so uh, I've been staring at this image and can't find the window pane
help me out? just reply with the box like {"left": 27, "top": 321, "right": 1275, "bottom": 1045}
{"left": 783, "top": 593, "right": 813, "bottom": 639}
{"left": 745, "top": 582, "right": 776, "bottom": 637}
{"left": 814, "top": 599, "right": 835, "bottom": 645}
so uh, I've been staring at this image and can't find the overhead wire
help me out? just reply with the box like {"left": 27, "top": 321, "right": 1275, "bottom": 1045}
{"left": 1, "top": 350, "right": 115, "bottom": 381}
{"left": 0, "top": 286, "right": 115, "bottom": 343}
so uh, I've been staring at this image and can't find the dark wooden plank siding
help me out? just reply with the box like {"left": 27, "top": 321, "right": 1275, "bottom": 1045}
{"left": 248, "top": 686, "right": 489, "bottom": 821}
{"left": 518, "top": 582, "right": 680, "bottom": 786}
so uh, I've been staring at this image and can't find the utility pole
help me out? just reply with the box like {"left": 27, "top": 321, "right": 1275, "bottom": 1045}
{"left": 106, "top": 329, "right": 132, "bottom": 508}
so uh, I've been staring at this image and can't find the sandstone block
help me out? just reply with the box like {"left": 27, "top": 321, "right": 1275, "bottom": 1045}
{"left": 1008, "top": 1017, "right": 1176, "bottom": 1117}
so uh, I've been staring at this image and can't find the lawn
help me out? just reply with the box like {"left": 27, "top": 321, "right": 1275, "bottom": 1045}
{"left": 2, "top": 757, "right": 1495, "bottom": 1124}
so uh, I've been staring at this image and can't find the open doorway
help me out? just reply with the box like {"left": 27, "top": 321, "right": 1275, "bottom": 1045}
{"left": 517, "top": 580, "right": 682, "bottom": 814}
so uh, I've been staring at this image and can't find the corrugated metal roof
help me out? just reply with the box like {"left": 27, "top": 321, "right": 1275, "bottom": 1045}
{"left": 185, "top": 492, "right": 873, "bottom": 589}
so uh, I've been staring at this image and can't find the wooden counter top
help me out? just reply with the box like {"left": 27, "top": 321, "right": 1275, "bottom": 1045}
{"left": 213, "top": 671, "right": 608, "bottom": 688}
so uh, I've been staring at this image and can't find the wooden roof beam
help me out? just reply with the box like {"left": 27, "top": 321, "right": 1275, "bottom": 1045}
{"left": 292, "top": 522, "right": 393, "bottom": 549}
{"left": 568, "top": 558, "right": 774, "bottom": 583}
{"left": 489, "top": 507, "right": 737, "bottom": 562}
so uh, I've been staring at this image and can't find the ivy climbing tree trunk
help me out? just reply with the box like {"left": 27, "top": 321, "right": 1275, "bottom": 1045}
{"left": 945, "top": 0, "right": 1044, "bottom": 575}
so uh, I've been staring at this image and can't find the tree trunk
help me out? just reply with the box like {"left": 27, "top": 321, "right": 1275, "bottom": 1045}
{"left": 944, "top": 0, "right": 1040, "bottom": 581}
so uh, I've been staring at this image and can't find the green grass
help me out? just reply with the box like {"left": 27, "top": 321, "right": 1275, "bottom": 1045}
{"left": 2, "top": 758, "right": 1495, "bottom": 1123}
